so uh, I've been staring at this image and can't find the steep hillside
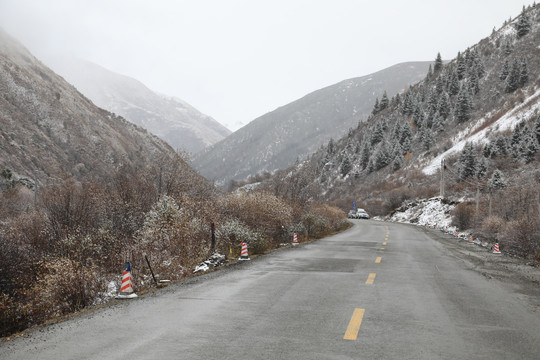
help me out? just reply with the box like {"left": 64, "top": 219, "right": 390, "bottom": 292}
{"left": 265, "top": 5, "right": 540, "bottom": 222}
{"left": 45, "top": 57, "right": 231, "bottom": 153}
{"left": 0, "top": 28, "right": 177, "bottom": 184}
{"left": 193, "top": 61, "right": 432, "bottom": 186}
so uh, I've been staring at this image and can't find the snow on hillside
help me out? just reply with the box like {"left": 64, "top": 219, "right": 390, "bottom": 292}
{"left": 423, "top": 88, "right": 540, "bottom": 175}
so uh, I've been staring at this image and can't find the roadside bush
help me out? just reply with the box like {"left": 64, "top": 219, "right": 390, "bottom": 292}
{"left": 451, "top": 202, "right": 476, "bottom": 230}
{"left": 1, "top": 258, "right": 105, "bottom": 337}
{"left": 217, "top": 219, "right": 267, "bottom": 255}
{"left": 136, "top": 195, "right": 209, "bottom": 280}
{"left": 217, "top": 192, "right": 293, "bottom": 242}
{"left": 501, "top": 217, "right": 540, "bottom": 258}
{"left": 480, "top": 216, "right": 506, "bottom": 242}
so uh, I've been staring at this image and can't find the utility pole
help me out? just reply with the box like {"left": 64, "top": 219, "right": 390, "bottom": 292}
{"left": 440, "top": 158, "right": 445, "bottom": 199}
{"left": 475, "top": 187, "right": 480, "bottom": 213}
{"left": 488, "top": 190, "right": 493, "bottom": 218}
{"left": 34, "top": 171, "right": 38, "bottom": 209}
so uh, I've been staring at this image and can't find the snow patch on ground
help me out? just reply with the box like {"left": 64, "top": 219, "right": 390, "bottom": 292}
{"left": 193, "top": 253, "right": 226, "bottom": 273}
{"left": 389, "top": 197, "right": 455, "bottom": 229}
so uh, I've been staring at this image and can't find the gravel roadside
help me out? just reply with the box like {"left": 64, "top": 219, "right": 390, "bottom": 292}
{"left": 418, "top": 224, "right": 540, "bottom": 313}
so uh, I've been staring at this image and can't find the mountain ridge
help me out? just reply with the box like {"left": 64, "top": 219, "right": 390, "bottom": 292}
{"left": 194, "top": 61, "right": 433, "bottom": 186}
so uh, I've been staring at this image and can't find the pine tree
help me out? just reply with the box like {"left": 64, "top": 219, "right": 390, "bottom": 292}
{"left": 374, "top": 141, "right": 391, "bottom": 170}
{"left": 494, "top": 135, "right": 509, "bottom": 156}
{"left": 474, "top": 59, "right": 486, "bottom": 79}
{"left": 435, "top": 75, "right": 444, "bottom": 94}
{"left": 505, "top": 59, "right": 521, "bottom": 93}
{"left": 327, "top": 138, "right": 335, "bottom": 154}
{"left": 483, "top": 142, "right": 493, "bottom": 158}
{"left": 517, "top": 8, "right": 532, "bottom": 37}
{"left": 476, "top": 157, "right": 488, "bottom": 179}
{"left": 511, "top": 124, "right": 523, "bottom": 159}
{"left": 420, "top": 123, "right": 434, "bottom": 150}
{"left": 502, "top": 40, "right": 513, "bottom": 56}
{"left": 499, "top": 59, "right": 509, "bottom": 80}
{"left": 400, "top": 121, "right": 413, "bottom": 151}
{"left": 488, "top": 169, "right": 507, "bottom": 190}
{"left": 372, "top": 97, "right": 380, "bottom": 115}
{"left": 379, "top": 91, "right": 389, "bottom": 110}
{"left": 469, "top": 70, "right": 480, "bottom": 95}
{"left": 341, "top": 155, "right": 352, "bottom": 176}
{"left": 370, "top": 122, "right": 384, "bottom": 145}
{"left": 456, "top": 52, "right": 467, "bottom": 80}
{"left": 392, "top": 150, "right": 404, "bottom": 171}
{"left": 519, "top": 60, "right": 528, "bottom": 87}
{"left": 401, "top": 91, "right": 414, "bottom": 116}
{"left": 437, "top": 92, "right": 450, "bottom": 119}
{"left": 458, "top": 143, "right": 477, "bottom": 181}
{"left": 448, "top": 70, "right": 460, "bottom": 96}
{"left": 391, "top": 121, "right": 402, "bottom": 143}
{"left": 360, "top": 141, "right": 370, "bottom": 170}
{"left": 412, "top": 103, "right": 424, "bottom": 127}
{"left": 455, "top": 86, "right": 472, "bottom": 123}
{"left": 434, "top": 52, "right": 443, "bottom": 73}
{"left": 432, "top": 113, "right": 444, "bottom": 132}
{"left": 427, "top": 64, "right": 433, "bottom": 79}
{"left": 427, "top": 90, "right": 438, "bottom": 116}
{"left": 520, "top": 132, "right": 539, "bottom": 163}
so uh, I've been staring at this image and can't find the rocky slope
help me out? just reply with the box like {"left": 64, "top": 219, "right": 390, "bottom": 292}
{"left": 0, "top": 28, "right": 176, "bottom": 184}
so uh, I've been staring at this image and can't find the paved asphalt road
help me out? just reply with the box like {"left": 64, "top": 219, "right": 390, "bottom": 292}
{"left": 2, "top": 220, "right": 540, "bottom": 359}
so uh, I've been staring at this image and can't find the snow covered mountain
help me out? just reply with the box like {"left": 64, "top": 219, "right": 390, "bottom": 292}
{"left": 46, "top": 57, "right": 231, "bottom": 153}
{"left": 0, "top": 27, "right": 176, "bottom": 182}
{"left": 193, "top": 61, "right": 432, "bottom": 187}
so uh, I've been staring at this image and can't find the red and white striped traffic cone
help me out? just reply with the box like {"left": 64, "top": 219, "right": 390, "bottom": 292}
{"left": 493, "top": 243, "right": 502, "bottom": 254}
{"left": 455, "top": 230, "right": 459, "bottom": 237}
{"left": 292, "top": 233, "right": 298, "bottom": 246}
{"left": 116, "top": 262, "right": 137, "bottom": 299}
{"left": 468, "top": 235, "right": 473, "bottom": 244}
{"left": 239, "top": 242, "right": 250, "bottom": 261}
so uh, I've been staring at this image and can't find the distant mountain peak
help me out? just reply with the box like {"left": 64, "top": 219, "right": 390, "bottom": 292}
{"left": 45, "top": 56, "right": 231, "bottom": 153}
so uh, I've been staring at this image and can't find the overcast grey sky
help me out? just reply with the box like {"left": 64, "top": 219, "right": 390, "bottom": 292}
{"left": 0, "top": 0, "right": 526, "bottom": 131}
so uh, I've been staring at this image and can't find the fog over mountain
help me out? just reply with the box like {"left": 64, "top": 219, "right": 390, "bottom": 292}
{"left": 46, "top": 57, "right": 231, "bottom": 153}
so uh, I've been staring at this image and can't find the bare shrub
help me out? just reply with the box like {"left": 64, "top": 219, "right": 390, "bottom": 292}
{"left": 217, "top": 192, "right": 293, "bottom": 243}
{"left": 501, "top": 218, "right": 540, "bottom": 258}
{"left": 480, "top": 216, "right": 506, "bottom": 242}
{"left": 451, "top": 202, "right": 476, "bottom": 230}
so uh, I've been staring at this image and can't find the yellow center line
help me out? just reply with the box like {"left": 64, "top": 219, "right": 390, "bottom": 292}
{"left": 375, "top": 257, "right": 382, "bottom": 263}
{"left": 344, "top": 308, "right": 365, "bottom": 340}
{"left": 382, "top": 242, "right": 387, "bottom": 246}
{"left": 365, "top": 273, "right": 376, "bottom": 285}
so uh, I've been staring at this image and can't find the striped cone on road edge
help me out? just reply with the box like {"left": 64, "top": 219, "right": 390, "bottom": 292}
{"left": 468, "top": 235, "right": 474, "bottom": 244}
{"left": 239, "top": 242, "right": 250, "bottom": 261}
{"left": 292, "top": 233, "right": 298, "bottom": 246}
{"left": 116, "top": 262, "right": 137, "bottom": 299}
{"left": 493, "top": 243, "right": 502, "bottom": 254}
